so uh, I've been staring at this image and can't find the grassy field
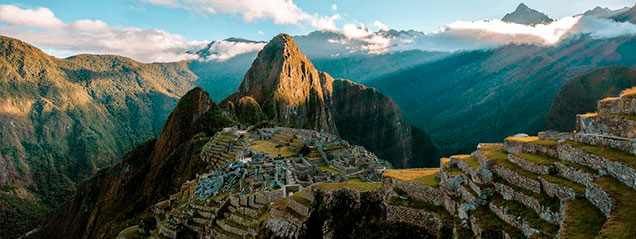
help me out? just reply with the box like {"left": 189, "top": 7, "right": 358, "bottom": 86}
{"left": 384, "top": 168, "right": 440, "bottom": 187}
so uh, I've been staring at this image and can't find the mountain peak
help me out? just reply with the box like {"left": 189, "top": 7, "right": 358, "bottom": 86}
{"left": 502, "top": 3, "right": 553, "bottom": 25}
{"left": 225, "top": 33, "right": 337, "bottom": 134}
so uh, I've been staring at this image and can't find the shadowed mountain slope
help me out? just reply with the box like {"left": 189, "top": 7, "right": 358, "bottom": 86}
{"left": 545, "top": 66, "right": 636, "bottom": 131}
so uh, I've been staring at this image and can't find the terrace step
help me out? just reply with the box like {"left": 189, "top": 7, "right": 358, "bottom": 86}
{"left": 489, "top": 194, "right": 559, "bottom": 238}
{"left": 572, "top": 133, "right": 636, "bottom": 154}
{"left": 593, "top": 176, "right": 636, "bottom": 238}
{"left": 559, "top": 198, "right": 606, "bottom": 239}
{"left": 576, "top": 113, "right": 636, "bottom": 139}
{"left": 491, "top": 174, "right": 562, "bottom": 225}
{"left": 558, "top": 141, "right": 636, "bottom": 190}
{"left": 597, "top": 94, "right": 636, "bottom": 116}
{"left": 216, "top": 218, "right": 252, "bottom": 237}
{"left": 504, "top": 136, "right": 558, "bottom": 158}
{"left": 469, "top": 206, "right": 526, "bottom": 239}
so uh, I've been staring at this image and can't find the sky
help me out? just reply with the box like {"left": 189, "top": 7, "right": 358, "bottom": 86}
{"left": 1, "top": 0, "right": 635, "bottom": 62}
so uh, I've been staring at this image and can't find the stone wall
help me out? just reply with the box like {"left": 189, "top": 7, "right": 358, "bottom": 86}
{"left": 573, "top": 133, "right": 636, "bottom": 154}
{"left": 493, "top": 182, "right": 562, "bottom": 224}
{"left": 385, "top": 177, "right": 445, "bottom": 206}
{"left": 489, "top": 203, "right": 535, "bottom": 238}
{"left": 576, "top": 114, "right": 636, "bottom": 139}
{"left": 586, "top": 182, "right": 612, "bottom": 217}
{"left": 504, "top": 140, "right": 558, "bottom": 158}
{"left": 598, "top": 97, "right": 636, "bottom": 115}
{"left": 507, "top": 154, "right": 552, "bottom": 175}
{"left": 554, "top": 162, "right": 596, "bottom": 185}
{"left": 538, "top": 131, "right": 574, "bottom": 141}
{"left": 491, "top": 165, "right": 542, "bottom": 193}
{"left": 558, "top": 142, "right": 636, "bottom": 189}
{"left": 385, "top": 204, "right": 442, "bottom": 236}
{"left": 539, "top": 177, "right": 578, "bottom": 200}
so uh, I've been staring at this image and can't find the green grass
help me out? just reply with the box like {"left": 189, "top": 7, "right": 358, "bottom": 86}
{"left": 491, "top": 194, "right": 559, "bottom": 238}
{"left": 387, "top": 196, "right": 451, "bottom": 219}
{"left": 312, "top": 182, "right": 381, "bottom": 191}
{"left": 515, "top": 153, "right": 556, "bottom": 166}
{"left": 594, "top": 176, "right": 636, "bottom": 238}
{"left": 461, "top": 156, "right": 481, "bottom": 170}
{"left": 479, "top": 144, "right": 508, "bottom": 161}
{"left": 506, "top": 136, "right": 558, "bottom": 147}
{"left": 347, "top": 178, "right": 363, "bottom": 183}
{"left": 565, "top": 141, "right": 636, "bottom": 169}
{"left": 491, "top": 175, "right": 560, "bottom": 212}
{"left": 318, "top": 165, "right": 340, "bottom": 174}
{"left": 445, "top": 165, "right": 464, "bottom": 177}
{"left": 560, "top": 198, "right": 606, "bottom": 239}
{"left": 411, "top": 172, "right": 440, "bottom": 187}
{"left": 471, "top": 206, "right": 526, "bottom": 239}
{"left": 384, "top": 168, "right": 440, "bottom": 187}
{"left": 600, "top": 113, "right": 636, "bottom": 120}
{"left": 291, "top": 192, "right": 312, "bottom": 207}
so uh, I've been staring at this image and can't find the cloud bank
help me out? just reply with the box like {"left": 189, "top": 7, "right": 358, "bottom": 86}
{"left": 200, "top": 40, "right": 266, "bottom": 61}
{"left": 0, "top": 4, "right": 207, "bottom": 63}
{"left": 327, "top": 15, "right": 636, "bottom": 55}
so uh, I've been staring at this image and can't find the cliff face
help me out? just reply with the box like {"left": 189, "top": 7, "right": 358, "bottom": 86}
{"left": 27, "top": 87, "right": 237, "bottom": 239}
{"left": 225, "top": 34, "right": 439, "bottom": 167}
{"left": 323, "top": 77, "right": 438, "bottom": 168}
{"left": 545, "top": 66, "right": 636, "bottom": 131}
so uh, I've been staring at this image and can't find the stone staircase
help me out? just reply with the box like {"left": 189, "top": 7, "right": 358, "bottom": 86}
{"left": 211, "top": 193, "right": 272, "bottom": 239}
{"left": 436, "top": 92, "right": 636, "bottom": 238}
{"left": 200, "top": 131, "right": 247, "bottom": 167}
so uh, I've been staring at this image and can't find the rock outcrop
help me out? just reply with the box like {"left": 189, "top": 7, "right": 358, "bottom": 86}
{"left": 224, "top": 34, "right": 438, "bottom": 168}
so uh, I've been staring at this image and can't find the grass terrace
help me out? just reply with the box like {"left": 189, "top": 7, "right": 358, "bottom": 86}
{"left": 444, "top": 165, "right": 464, "bottom": 177}
{"left": 347, "top": 178, "right": 363, "bottom": 183}
{"left": 600, "top": 113, "right": 636, "bottom": 120}
{"left": 491, "top": 175, "right": 560, "bottom": 212}
{"left": 460, "top": 155, "right": 481, "bottom": 170}
{"left": 560, "top": 198, "right": 606, "bottom": 239}
{"left": 471, "top": 206, "right": 526, "bottom": 239}
{"left": 491, "top": 195, "right": 559, "bottom": 238}
{"left": 541, "top": 175, "right": 587, "bottom": 194}
{"left": 384, "top": 168, "right": 440, "bottom": 187}
{"left": 312, "top": 182, "right": 382, "bottom": 191}
{"left": 251, "top": 140, "right": 295, "bottom": 157}
{"left": 558, "top": 159, "right": 598, "bottom": 174}
{"left": 594, "top": 176, "right": 636, "bottom": 238}
{"left": 565, "top": 141, "right": 636, "bottom": 169}
{"left": 515, "top": 153, "right": 556, "bottom": 166}
{"left": 440, "top": 157, "right": 451, "bottom": 167}
{"left": 505, "top": 136, "right": 558, "bottom": 147}
{"left": 291, "top": 192, "right": 312, "bottom": 207}
{"left": 318, "top": 165, "right": 340, "bottom": 174}
{"left": 478, "top": 143, "right": 508, "bottom": 161}
{"left": 387, "top": 196, "right": 451, "bottom": 219}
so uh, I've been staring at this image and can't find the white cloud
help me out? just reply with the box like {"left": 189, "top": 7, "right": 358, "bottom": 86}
{"left": 373, "top": 21, "right": 389, "bottom": 31}
{"left": 257, "top": 30, "right": 264, "bottom": 35}
{"left": 202, "top": 40, "right": 266, "bottom": 61}
{"left": 0, "top": 4, "right": 206, "bottom": 63}
{"left": 570, "top": 16, "right": 636, "bottom": 39}
{"left": 0, "top": 5, "right": 64, "bottom": 29}
{"left": 331, "top": 4, "right": 337, "bottom": 11}
{"left": 144, "top": 0, "right": 340, "bottom": 31}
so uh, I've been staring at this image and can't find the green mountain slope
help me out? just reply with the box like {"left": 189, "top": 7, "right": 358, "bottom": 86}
{"left": 367, "top": 35, "right": 636, "bottom": 156}
{"left": 545, "top": 66, "right": 636, "bottom": 131}
{"left": 0, "top": 36, "right": 197, "bottom": 239}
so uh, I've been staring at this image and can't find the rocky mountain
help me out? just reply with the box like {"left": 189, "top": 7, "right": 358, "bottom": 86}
{"left": 545, "top": 66, "right": 636, "bottom": 131}
{"left": 612, "top": 3, "right": 636, "bottom": 23}
{"left": 0, "top": 36, "right": 197, "bottom": 238}
{"left": 223, "top": 34, "right": 438, "bottom": 168}
{"left": 584, "top": 6, "right": 630, "bottom": 18}
{"left": 367, "top": 35, "right": 636, "bottom": 156}
{"left": 502, "top": 3, "right": 553, "bottom": 25}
